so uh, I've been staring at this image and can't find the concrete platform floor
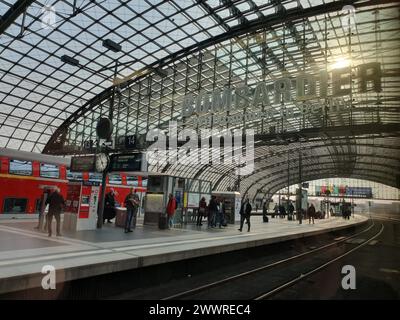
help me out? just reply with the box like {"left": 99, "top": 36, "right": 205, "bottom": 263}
{"left": 0, "top": 214, "right": 368, "bottom": 295}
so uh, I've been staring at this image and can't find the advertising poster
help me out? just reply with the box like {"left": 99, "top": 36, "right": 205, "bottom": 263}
{"left": 187, "top": 193, "right": 200, "bottom": 208}
{"left": 66, "top": 183, "right": 81, "bottom": 214}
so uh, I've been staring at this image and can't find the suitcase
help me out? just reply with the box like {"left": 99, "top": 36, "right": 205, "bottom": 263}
{"left": 263, "top": 215, "right": 269, "bottom": 223}
{"left": 158, "top": 215, "right": 168, "bottom": 230}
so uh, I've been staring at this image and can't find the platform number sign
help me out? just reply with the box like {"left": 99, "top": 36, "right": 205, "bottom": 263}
{"left": 125, "top": 135, "right": 135, "bottom": 149}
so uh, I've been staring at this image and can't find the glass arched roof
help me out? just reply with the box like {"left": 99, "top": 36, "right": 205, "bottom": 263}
{"left": 0, "top": 0, "right": 399, "bottom": 200}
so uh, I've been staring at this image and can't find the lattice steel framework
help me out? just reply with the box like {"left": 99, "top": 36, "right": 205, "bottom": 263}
{"left": 0, "top": 0, "right": 399, "bottom": 200}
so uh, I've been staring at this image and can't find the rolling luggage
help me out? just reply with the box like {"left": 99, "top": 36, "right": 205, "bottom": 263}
{"left": 263, "top": 215, "right": 269, "bottom": 223}
{"left": 159, "top": 214, "right": 168, "bottom": 230}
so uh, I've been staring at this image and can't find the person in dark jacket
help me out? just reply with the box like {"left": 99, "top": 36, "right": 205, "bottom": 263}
{"left": 279, "top": 204, "right": 286, "bottom": 219}
{"left": 307, "top": 203, "right": 316, "bottom": 224}
{"left": 273, "top": 203, "right": 278, "bottom": 218}
{"left": 288, "top": 201, "right": 295, "bottom": 220}
{"left": 197, "top": 197, "right": 207, "bottom": 226}
{"left": 238, "top": 199, "right": 252, "bottom": 232}
{"left": 104, "top": 189, "right": 117, "bottom": 223}
{"left": 46, "top": 187, "right": 65, "bottom": 237}
{"left": 124, "top": 188, "right": 140, "bottom": 233}
{"left": 208, "top": 196, "right": 218, "bottom": 228}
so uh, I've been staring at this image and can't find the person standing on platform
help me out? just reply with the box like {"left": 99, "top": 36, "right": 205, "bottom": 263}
{"left": 104, "top": 189, "right": 117, "bottom": 224}
{"left": 46, "top": 187, "right": 65, "bottom": 237}
{"left": 124, "top": 188, "right": 140, "bottom": 233}
{"left": 35, "top": 188, "right": 50, "bottom": 231}
{"left": 307, "top": 203, "right": 316, "bottom": 224}
{"left": 273, "top": 203, "right": 278, "bottom": 218}
{"left": 207, "top": 195, "right": 218, "bottom": 228}
{"left": 216, "top": 199, "right": 224, "bottom": 228}
{"left": 166, "top": 193, "right": 177, "bottom": 228}
{"left": 262, "top": 201, "right": 269, "bottom": 223}
{"left": 288, "top": 201, "right": 295, "bottom": 221}
{"left": 197, "top": 197, "right": 207, "bottom": 226}
{"left": 238, "top": 198, "right": 252, "bottom": 232}
{"left": 279, "top": 203, "right": 286, "bottom": 219}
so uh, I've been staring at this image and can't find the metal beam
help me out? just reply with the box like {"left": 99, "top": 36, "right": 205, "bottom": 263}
{"left": 260, "top": 170, "right": 397, "bottom": 202}
{"left": 249, "top": 165, "right": 396, "bottom": 200}
{"left": 44, "top": 0, "right": 396, "bottom": 154}
{"left": 0, "top": 0, "right": 35, "bottom": 35}
{"left": 242, "top": 158, "right": 399, "bottom": 198}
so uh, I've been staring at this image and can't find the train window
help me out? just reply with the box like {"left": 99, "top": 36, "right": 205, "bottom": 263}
{"left": 126, "top": 176, "right": 138, "bottom": 186}
{"left": 40, "top": 163, "right": 59, "bottom": 179}
{"left": 3, "top": 198, "right": 28, "bottom": 213}
{"left": 67, "top": 170, "right": 83, "bottom": 181}
{"left": 109, "top": 174, "right": 122, "bottom": 185}
{"left": 9, "top": 160, "right": 32, "bottom": 176}
{"left": 89, "top": 173, "right": 102, "bottom": 183}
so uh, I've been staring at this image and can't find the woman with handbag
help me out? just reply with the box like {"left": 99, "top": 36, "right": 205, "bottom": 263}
{"left": 197, "top": 197, "right": 207, "bottom": 226}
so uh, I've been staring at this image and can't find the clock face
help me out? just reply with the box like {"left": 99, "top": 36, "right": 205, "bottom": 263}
{"left": 95, "top": 153, "right": 109, "bottom": 172}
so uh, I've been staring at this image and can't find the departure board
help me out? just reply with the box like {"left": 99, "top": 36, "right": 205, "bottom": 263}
{"left": 109, "top": 153, "right": 143, "bottom": 172}
{"left": 70, "top": 155, "right": 95, "bottom": 172}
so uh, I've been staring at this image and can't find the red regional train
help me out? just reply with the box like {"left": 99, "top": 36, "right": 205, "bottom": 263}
{"left": 0, "top": 148, "right": 147, "bottom": 215}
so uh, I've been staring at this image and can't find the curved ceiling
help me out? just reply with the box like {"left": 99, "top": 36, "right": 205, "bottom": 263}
{"left": 0, "top": 0, "right": 399, "bottom": 199}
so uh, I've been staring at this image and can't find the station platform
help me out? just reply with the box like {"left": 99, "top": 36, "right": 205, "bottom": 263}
{"left": 0, "top": 214, "right": 368, "bottom": 295}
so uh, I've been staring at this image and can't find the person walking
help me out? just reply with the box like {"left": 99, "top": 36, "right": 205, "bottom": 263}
{"left": 166, "top": 193, "right": 177, "bottom": 228}
{"left": 307, "top": 203, "right": 316, "bottom": 224}
{"left": 197, "top": 197, "right": 207, "bottom": 226}
{"left": 104, "top": 189, "right": 116, "bottom": 224}
{"left": 46, "top": 187, "right": 65, "bottom": 237}
{"left": 238, "top": 199, "right": 252, "bottom": 232}
{"left": 124, "top": 188, "right": 140, "bottom": 233}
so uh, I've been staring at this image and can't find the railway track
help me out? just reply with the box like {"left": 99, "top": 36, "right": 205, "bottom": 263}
{"left": 162, "top": 220, "right": 380, "bottom": 300}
